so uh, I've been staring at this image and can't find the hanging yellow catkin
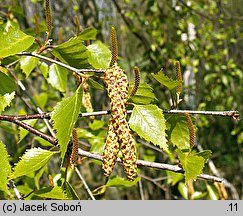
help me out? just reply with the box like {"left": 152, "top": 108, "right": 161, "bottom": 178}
{"left": 110, "top": 27, "right": 118, "bottom": 67}
{"left": 70, "top": 128, "right": 79, "bottom": 168}
{"left": 175, "top": 61, "right": 182, "bottom": 94}
{"left": 185, "top": 113, "right": 195, "bottom": 149}
{"left": 102, "top": 119, "right": 120, "bottom": 176}
{"left": 104, "top": 65, "right": 137, "bottom": 181}
{"left": 45, "top": 0, "right": 52, "bottom": 33}
{"left": 129, "top": 66, "right": 140, "bottom": 98}
{"left": 82, "top": 82, "right": 94, "bottom": 120}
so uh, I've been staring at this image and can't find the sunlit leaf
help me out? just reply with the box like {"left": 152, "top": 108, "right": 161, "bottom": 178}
{"left": 177, "top": 149, "right": 205, "bottom": 183}
{"left": 48, "top": 63, "right": 68, "bottom": 92}
{"left": 128, "top": 83, "right": 157, "bottom": 104}
{"left": 19, "top": 56, "right": 39, "bottom": 77}
{"left": 178, "top": 182, "right": 188, "bottom": 199}
{"left": 87, "top": 41, "right": 111, "bottom": 69}
{"left": 0, "top": 92, "right": 15, "bottom": 114}
{"left": 152, "top": 70, "right": 181, "bottom": 90}
{"left": 39, "top": 62, "right": 49, "bottom": 79}
{"left": 0, "top": 140, "right": 11, "bottom": 193}
{"left": 0, "top": 21, "right": 35, "bottom": 58}
{"left": 10, "top": 148, "right": 57, "bottom": 179}
{"left": 52, "top": 36, "right": 90, "bottom": 68}
{"left": 129, "top": 104, "right": 167, "bottom": 150}
{"left": 78, "top": 27, "right": 98, "bottom": 40}
{"left": 167, "top": 115, "right": 191, "bottom": 150}
{"left": 51, "top": 86, "right": 83, "bottom": 161}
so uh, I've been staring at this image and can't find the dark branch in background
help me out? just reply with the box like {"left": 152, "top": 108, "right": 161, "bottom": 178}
{"left": 18, "top": 52, "right": 105, "bottom": 75}
{"left": 78, "top": 148, "right": 224, "bottom": 183}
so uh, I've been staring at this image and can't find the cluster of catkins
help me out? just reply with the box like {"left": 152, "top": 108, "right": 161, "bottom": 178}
{"left": 102, "top": 64, "right": 137, "bottom": 181}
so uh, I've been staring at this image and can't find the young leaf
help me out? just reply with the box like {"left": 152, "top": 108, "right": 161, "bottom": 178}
{"left": 0, "top": 140, "right": 11, "bottom": 193}
{"left": 129, "top": 104, "right": 168, "bottom": 150}
{"left": 0, "top": 21, "right": 35, "bottom": 58}
{"left": 78, "top": 27, "right": 98, "bottom": 40}
{"left": 128, "top": 83, "right": 158, "bottom": 104}
{"left": 87, "top": 41, "right": 111, "bottom": 69}
{"left": 152, "top": 70, "right": 181, "bottom": 90}
{"left": 106, "top": 176, "right": 140, "bottom": 188}
{"left": 176, "top": 149, "right": 205, "bottom": 183}
{"left": 206, "top": 184, "right": 219, "bottom": 200}
{"left": 10, "top": 148, "right": 57, "bottom": 179}
{"left": 0, "top": 92, "right": 15, "bottom": 114}
{"left": 52, "top": 37, "right": 90, "bottom": 68}
{"left": 0, "top": 72, "right": 17, "bottom": 95}
{"left": 51, "top": 86, "right": 83, "bottom": 161}
{"left": 19, "top": 56, "right": 39, "bottom": 78}
{"left": 194, "top": 150, "right": 212, "bottom": 161}
{"left": 48, "top": 63, "right": 68, "bottom": 92}
{"left": 167, "top": 115, "right": 191, "bottom": 150}
{"left": 33, "top": 186, "right": 68, "bottom": 199}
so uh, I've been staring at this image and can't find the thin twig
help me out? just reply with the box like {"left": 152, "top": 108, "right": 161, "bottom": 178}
{"left": 8, "top": 180, "right": 23, "bottom": 200}
{"left": 138, "top": 178, "right": 145, "bottom": 200}
{"left": 18, "top": 52, "right": 105, "bottom": 74}
{"left": 6, "top": 68, "right": 56, "bottom": 137}
{"left": 0, "top": 109, "right": 239, "bottom": 121}
{"left": 78, "top": 148, "right": 224, "bottom": 183}
{"left": 74, "top": 167, "right": 96, "bottom": 200}
{"left": 139, "top": 173, "right": 166, "bottom": 191}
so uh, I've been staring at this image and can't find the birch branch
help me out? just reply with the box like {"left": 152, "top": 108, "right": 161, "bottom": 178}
{"left": 18, "top": 52, "right": 105, "bottom": 75}
{"left": 78, "top": 148, "right": 224, "bottom": 183}
{"left": 0, "top": 109, "right": 239, "bottom": 121}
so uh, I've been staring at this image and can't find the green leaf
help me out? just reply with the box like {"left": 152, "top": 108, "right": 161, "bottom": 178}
{"left": 87, "top": 41, "right": 111, "bottom": 69}
{"left": 0, "top": 21, "right": 35, "bottom": 58}
{"left": 39, "top": 62, "right": 49, "bottom": 79}
{"left": 0, "top": 140, "right": 11, "bottom": 193}
{"left": 194, "top": 150, "right": 212, "bottom": 161}
{"left": 78, "top": 27, "right": 98, "bottom": 40}
{"left": 48, "top": 63, "right": 68, "bottom": 92}
{"left": 51, "top": 86, "right": 83, "bottom": 161}
{"left": 18, "top": 119, "right": 38, "bottom": 143}
{"left": 76, "top": 128, "right": 94, "bottom": 139}
{"left": 88, "top": 119, "right": 105, "bottom": 131}
{"left": 0, "top": 92, "right": 15, "bottom": 114}
{"left": 63, "top": 181, "right": 80, "bottom": 200}
{"left": 33, "top": 186, "right": 68, "bottom": 200}
{"left": 128, "top": 83, "right": 157, "bottom": 104}
{"left": 177, "top": 149, "right": 205, "bottom": 183}
{"left": 19, "top": 56, "right": 39, "bottom": 77}
{"left": 206, "top": 184, "right": 219, "bottom": 200}
{"left": 166, "top": 171, "right": 184, "bottom": 186}
{"left": 86, "top": 78, "right": 105, "bottom": 90}
{"left": 106, "top": 176, "right": 140, "bottom": 188}
{"left": 89, "top": 131, "right": 106, "bottom": 154}
{"left": 0, "top": 72, "right": 17, "bottom": 94}
{"left": 167, "top": 115, "right": 191, "bottom": 150}
{"left": 33, "top": 92, "right": 48, "bottom": 110}
{"left": 178, "top": 182, "right": 188, "bottom": 199}
{"left": 52, "top": 37, "right": 90, "bottom": 68}
{"left": 129, "top": 104, "right": 168, "bottom": 150}
{"left": 152, "top": 70, "right": 181, "bottom": 90}
{"left": 10, "top": 148, "right": 57, "bottom": 179}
